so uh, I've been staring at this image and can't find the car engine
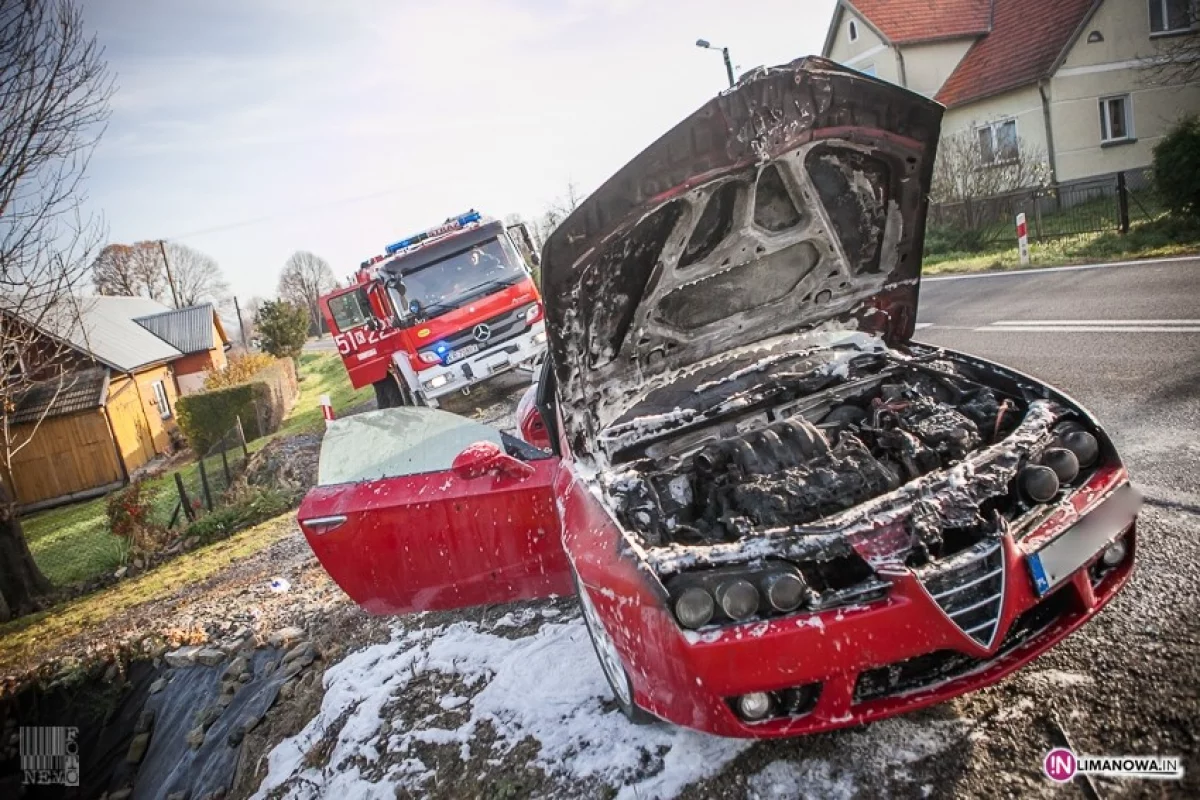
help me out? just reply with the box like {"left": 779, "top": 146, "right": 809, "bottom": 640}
{"left": 607, "top": 366, "right": 1030, "bottom": 550}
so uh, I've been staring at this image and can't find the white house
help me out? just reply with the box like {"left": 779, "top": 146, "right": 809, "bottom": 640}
{"left": 821, "top": 0, "right": 1200, "bottom": 186}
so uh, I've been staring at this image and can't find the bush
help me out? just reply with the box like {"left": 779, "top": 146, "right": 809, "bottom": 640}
{"left": 923, "top": 225, "right": 989, "bottom": 257}
{"left": 1152, "top": 115, "right": 1200, "bottom": 219}
{"left": 256, "top": 300, "right": 310, "bottom": 360}
{"left": 176, "top": 359, "right": 298, "bottom": 452}
{"left": 204, "top": 352, "right": 276, "bottom": 390}
{"left": 106, "top": 482, "right": 169, "bottom": 557}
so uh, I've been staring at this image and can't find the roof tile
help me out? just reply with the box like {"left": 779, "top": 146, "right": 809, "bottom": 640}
{"left": 849, "top": 0, "right": 992, "bottom": 44}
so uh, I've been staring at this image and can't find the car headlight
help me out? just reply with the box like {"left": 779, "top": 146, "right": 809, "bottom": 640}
{"left": 667, "top": 564, "right": 810, "bottom": 628}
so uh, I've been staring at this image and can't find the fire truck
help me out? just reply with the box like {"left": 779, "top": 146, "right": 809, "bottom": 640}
{"left": 319, "top": 211, "right": 548, "bottom": 408}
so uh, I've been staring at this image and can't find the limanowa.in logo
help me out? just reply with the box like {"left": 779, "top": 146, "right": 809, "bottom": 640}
{"left": 1044, "top": 748, "right": 1184, "bottom": 782}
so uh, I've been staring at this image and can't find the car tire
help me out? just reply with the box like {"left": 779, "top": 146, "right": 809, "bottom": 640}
{"left": 573, "top": 573, "right": 656, "bottom": 726}
{"left": 373, "top": 376, "right": 406, "bottom": 409}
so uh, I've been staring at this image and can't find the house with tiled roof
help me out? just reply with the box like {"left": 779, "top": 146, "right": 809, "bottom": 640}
{"left": 2, "top": 296, "right": 230, "bottom": 509}
{"left": 822, "top": 0, "right": 1200, "bottom": 186}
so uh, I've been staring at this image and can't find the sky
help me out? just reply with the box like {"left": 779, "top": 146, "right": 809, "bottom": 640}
{"left": 81, "top": 0, "right": 838, "bottom": 302}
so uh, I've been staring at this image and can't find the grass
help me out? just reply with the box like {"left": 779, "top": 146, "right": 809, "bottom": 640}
{"left": 924, "top": 214, "right": 1200, "bottom": 275}
{"left": 20, "top": 352, "right": 367, "bottom": 591}
{"left": 0, "top": 514, "right": 293, "bottom": 673}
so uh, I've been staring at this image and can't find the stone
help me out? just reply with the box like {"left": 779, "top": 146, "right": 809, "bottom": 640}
{"left": 149, "top": 677, "right": 168, "bottom": 695}
{"left": 125, "top": 732, "right": 150, "bottom": 764}
{"left": 281, "top": 641, "right": 314, "bottom": 666}
{"left": 268, "top": 626, "right": 305, "bottom": 648}
{"left": 279, "top": 679, "right": 295, "bottom": 701}
{"left": 242, "top": 712, "right": 263, "bottom": 733}
{"left": 227, "top": 724, "right": 246, "bottom": 747}
{"left": 135, "top": 709, "right": 155, "bottom": 734}
{"left": 217, "top": 692, "right": 235, "bottom": 708}
{"left": 165, "top": 646, "right": 203, "bottom": 668}
{"left": 237, "top": 672, "right": 252, "bottom": 683}
{"left": 187, "top": 725, "right": 206, "bottom": 749}
{"left": 222, "top": 656, "right": 249, "bottom": 680}
{"left": 282, "top": 657, "right": 311, "bottom": 679}
{"left": 195, "top": 705, "right": 221, "bottom": 731}
{"left": 166, "top": 792, "right": 187, "bottom": 800}
{"left": 221, "top": 680, "right": 238, "bottom": 696}
{"left": 114, "top": 566, "right": 128, "bottom": 579}
{"left": 195, "top": 648, "right": 226, "bottom": 667}
{"left": 109, "top": 789, "right": 133, "bottom": 800}
{"left": 133, "top": 558, "right": 145, "bottom": 570}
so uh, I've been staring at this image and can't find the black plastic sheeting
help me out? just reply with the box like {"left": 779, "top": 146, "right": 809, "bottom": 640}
{"left": 133, "top": 649, "right": 287, "bottom": 800}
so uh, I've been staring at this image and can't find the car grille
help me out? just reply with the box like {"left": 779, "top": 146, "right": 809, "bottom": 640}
{"left": 852, "top": 588, "right": 1070, "bottom": 704}
{"left": 917, "top": 539, "right": 1005, "bottom": 646}
{"left": 420, "top": 304, "right": 532, "bottom": 358}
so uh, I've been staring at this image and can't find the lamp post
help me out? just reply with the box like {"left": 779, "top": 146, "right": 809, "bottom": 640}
{"left": 695, "top": 38, "right": 735, "bottom": 88}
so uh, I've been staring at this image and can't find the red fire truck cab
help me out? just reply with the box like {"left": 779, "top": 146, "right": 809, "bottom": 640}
{"left": 320, "top": 211, "right": 548, "bottom": 408}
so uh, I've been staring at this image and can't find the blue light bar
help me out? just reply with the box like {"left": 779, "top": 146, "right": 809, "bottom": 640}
{"left": 384, "top": 210, "right": 482, "bottom": 255}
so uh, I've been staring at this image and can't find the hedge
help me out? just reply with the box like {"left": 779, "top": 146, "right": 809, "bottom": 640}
{"left": 177, "top": 359, "right": 298, "bottom": 453}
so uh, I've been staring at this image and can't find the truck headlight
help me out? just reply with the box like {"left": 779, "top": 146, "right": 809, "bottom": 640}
{"left": 425, "top": 374, "right": 449, "bottom": 390}
{"left": 418, "top": 351, "right": 441, "bottom": 365}
{"left": 533, "top": 331, "right": 548, "bottom": 345}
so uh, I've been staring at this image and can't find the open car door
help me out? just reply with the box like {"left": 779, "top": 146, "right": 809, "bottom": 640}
{"left": 298, "top": 408, "right": 572, "bottom": 615}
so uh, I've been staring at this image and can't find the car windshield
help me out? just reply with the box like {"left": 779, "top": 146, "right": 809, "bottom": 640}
{"left": 400, "top": 237, "right": 526, "bottom": 319}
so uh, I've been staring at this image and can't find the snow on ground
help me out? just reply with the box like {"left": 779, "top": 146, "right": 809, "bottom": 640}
{"left": 253, "top": 610, "right": 969, "bottom": 799}
{"left": 252, "top": 615, "right": 749, "bottom": 799}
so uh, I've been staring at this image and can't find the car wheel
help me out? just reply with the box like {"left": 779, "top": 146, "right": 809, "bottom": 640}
{"left": 373, "top": 376, "right": 405, "bottom": 409}
{"left": 574, "top": 574, "right": 656, "bottom": 725}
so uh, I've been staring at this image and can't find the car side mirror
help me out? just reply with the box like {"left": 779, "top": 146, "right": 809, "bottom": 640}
{"left": 452, "top": 440, "right": 534, "bottom": 480}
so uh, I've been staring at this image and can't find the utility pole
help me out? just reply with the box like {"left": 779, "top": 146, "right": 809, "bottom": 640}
{"left": 696, "top": 39, "right": 736, "bottom": 88}
{"left": 157, "top": 240, "right": 182, "bottom": 308}
{"left": 233, "top": 296, "right": 248, "bottom": 348}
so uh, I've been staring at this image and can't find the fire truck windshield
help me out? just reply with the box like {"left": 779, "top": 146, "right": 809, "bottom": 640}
{"left": 399, "top": 237, "right": 526, "bottom": 318}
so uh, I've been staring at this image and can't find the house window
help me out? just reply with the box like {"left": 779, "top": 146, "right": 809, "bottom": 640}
{"left": 848, "top": 20, "right": 859, "bottom": 42}
{"left": 977, "top": 120, "right": 1019, "bottom": 165}
{"left": 151, "top": 380, "right": 172, "bottom": 419}
{"left": 1099, "top": 95, "right": 1134, "bottom": 143}
{"left": 1149, "top": 0, "right": 1194, "bottom": 34}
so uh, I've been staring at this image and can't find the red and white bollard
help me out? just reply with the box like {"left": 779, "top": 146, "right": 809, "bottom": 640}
{"left": 320, "top": 394, "right": 335, "bottom": 425}
{"left": 1016, "top": 212, "right": 1030, "bottom": 266}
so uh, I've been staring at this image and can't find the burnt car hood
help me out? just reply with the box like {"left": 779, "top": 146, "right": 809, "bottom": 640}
{"left": 541, "top": 57, "right": 943, "bottom": 456}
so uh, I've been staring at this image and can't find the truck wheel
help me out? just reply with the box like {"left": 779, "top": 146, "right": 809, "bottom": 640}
{"left": 574, "top": 574, "right": 656, "bottom": 725}
{"left": 373, "top": 377, "right": 406, "bottom": 409}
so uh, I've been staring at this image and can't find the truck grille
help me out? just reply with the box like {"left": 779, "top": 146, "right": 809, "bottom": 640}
{"left": 917, "top": 539, "right": 1005, "bottom": 646}
{"left": 420, "top": 304, "right": 533, "bottom": 360}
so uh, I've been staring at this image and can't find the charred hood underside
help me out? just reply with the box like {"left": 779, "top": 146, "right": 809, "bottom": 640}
{"left": 541, "top": 57, "right": 944, "bottom": 453}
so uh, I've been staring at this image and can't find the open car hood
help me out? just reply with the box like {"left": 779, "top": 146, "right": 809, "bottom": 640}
{"left": 541, "top": 57, "right": 943, "bottom": 456}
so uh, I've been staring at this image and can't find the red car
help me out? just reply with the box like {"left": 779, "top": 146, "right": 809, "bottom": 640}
{"left": 299, "top": 57, "right": 1140, "bottom": 738}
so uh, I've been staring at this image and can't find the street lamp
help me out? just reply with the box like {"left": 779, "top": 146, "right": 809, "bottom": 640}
{"left": 695, "top": 38, "right": 735, "bottom": 88}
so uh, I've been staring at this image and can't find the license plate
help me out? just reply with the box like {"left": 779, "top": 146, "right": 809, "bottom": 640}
{"left": 1025, "top": 484, "right": 1141, "bottom": 596}
{"left": 445, "top": 344, "right": 480, "bottom": 364}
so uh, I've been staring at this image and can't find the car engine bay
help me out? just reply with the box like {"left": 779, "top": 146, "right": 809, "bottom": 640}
{"left": 603, "top": 349, "right": 1101, "bottom": 564}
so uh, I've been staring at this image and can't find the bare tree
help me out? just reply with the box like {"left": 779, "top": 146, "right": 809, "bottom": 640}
{"left": 92, "top": 241, "right": 168, "bottom": 300}
{"left": 94, "top": 240, "right": 230, "bottom": 310}
{"left": 166, "top": 242, "right": 230, "bottom": 309}
{"left": 278, "top": 251, "right": 337, "bottom": 336}
{"left": 1137, "top": 5, "right": 1199, "bottom": 87}
{"left": 0, "top": 0, "right": 114, "bottom": 619}
{"left": 528, "top": 180, "right": 584, "bottom": 250}
{"left": 930, "top": 130, "right": 1051, "bottom": 230}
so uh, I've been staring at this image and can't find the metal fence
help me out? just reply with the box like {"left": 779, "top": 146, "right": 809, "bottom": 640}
{"left": 926, "top": 169, "right": 1161, "bottom": 253}
{"left": 166, "top": 418, "right": 250, "bottom": 528}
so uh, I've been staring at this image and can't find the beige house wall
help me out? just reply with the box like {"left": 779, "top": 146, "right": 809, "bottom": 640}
{"left": 825, "top": 8, "right": 900, "bottom": 84}
{"left": 1049, "top": 0, "right": 1200, "bottom": 182}
{"left": 941, "top": 85, "right": 1051, "bottom": 165}
{"left": 901, "top": 38, "right": 976, "bottom": 97}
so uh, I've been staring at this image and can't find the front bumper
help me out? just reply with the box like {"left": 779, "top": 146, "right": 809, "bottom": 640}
{"left": 410, "top": 322, "right": 546, "bottom": 402}
{"left": 618, "top": 471, "right": 1138, "bottom": 738}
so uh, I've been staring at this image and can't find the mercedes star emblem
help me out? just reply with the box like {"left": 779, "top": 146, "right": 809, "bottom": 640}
{"left": 473, "top": 323, "right": 491, "bottom": 342}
